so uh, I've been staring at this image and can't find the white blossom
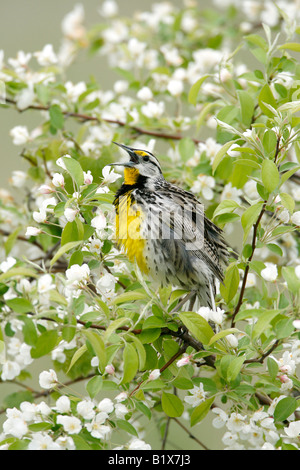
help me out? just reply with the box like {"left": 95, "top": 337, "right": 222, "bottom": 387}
{"left": 261, "top": 263, "right": 278, "bottom": 282}
{"left": 64, "top": 207, "right": 78, "bottom": 222}
{"left": 61, "top": 4, "right": 85, "bottom": 40}
{"left": 39, "top": 369, "right": 58, "bottom": 389}
{"left": 52, "top": 173, "right": 65, "bottom": 188}
{"left": 91, "top": 211, "right": 107, "bottom": 231}
{"left": 3, "top": 415, "right": 28, "bottom": 439}
{"left": 0, "top": 256, "right": 16, "bottom": 273}
{"left": 278, "top": 209, "right": 290, "bottom": 224}
{"left": 66, "top": 263, "right": 90, "bottom": 287}
{"left": 115, "top": 392, "right": 128, "bottom": 402}
{"left": 97, "top": 398, "right": 114, "bottom": 414}
{"left": 1, "top": 361, "right": 21, "bottom": 381}
{"left": 83, "top": 170, "right": 93, "bottom": 185}
{"left": 149, "top": 369, "right": 161, "bottom": 381}
{"left": 96, "top": 273, "right": 116, "bottom": 296}
{"left": 191, "top": 174, "right": 215, "bottom": 200}
{"left": 102, "top": 165, "right": 122, "bottom": 184}
{"left": 141, "top": 100, "right": 165, "bottom": 118}
{"left": 37, "top": 274, "right": 55, "bottom": 293}
{"left": 65, "top": 80, "right": 87, "bottom": 103}
{"left": 8, "top": 50, "right": 31, "bottom": 73}
{"left": 284, "top": 421, "right": 300, "bottom": 438}
{"left": 57, "top": 415, "right": 82, "bottom": 434}
{"left": 77, "top": 400, "right": 96, "bottom": 420}
{"left": 184, "top": 384, "right": 207, "bottom": 407}
{"left": 34, "top": 44, "right": 58, "bottom": 66}
{"left": 167, "top": 79, "right": 184, "bottom": 96}
{"left": 25, "top": 226, "right": 41, "bottom": 237}
{"left": 291, "top": 211, "right": 300, "bottom": 226}
{"left": 128, "top": 438, "right": 151, "bottom": 450}
{"left": 85, "top": 413, "right": 110, "bottom": 439}
{"left": 115, "top": 403, "right": 128, "bottom": 419}
{"left": 55, "top": 396, "right": 71, "bottom": 413}
{"left": 28, "top": 432, "right": 61, "bottom": 450}
{"left": 137, "top": 86, "right": 153, "bottom": 101}
{"left": 9, "top": 125, "right": 30, "bottom": 145}
{"left": 16, "top": 85, "right": 35, "bottom": 110}
{"left": 212, "top": 407, "right": 228, "bottom": 428}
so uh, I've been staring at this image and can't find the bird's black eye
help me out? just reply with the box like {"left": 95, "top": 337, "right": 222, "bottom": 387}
{"left": 143, "top": 155, "right": 150, "bottom": 162}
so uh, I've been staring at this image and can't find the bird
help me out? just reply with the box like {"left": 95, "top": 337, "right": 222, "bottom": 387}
{"left": 109, "top": 142, "right": 229, "bottom": 311}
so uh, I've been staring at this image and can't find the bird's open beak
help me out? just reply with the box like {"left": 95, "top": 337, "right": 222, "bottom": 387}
{"left": 108, "top": 142, "right": 139, "bottom": 167}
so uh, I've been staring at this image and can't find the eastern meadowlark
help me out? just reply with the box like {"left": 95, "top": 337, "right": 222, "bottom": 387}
{"left": 110, "top": 142, "right": 229, "bottom": 310}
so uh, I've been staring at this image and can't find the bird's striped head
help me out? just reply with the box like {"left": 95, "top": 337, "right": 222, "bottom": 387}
{"left": 110, "top": 142, "right": 163, "bottom": 185}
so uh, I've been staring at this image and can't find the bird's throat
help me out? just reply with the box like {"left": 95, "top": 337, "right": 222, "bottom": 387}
{"left": 124, "top": 167, "right": 140, "bottom": 185}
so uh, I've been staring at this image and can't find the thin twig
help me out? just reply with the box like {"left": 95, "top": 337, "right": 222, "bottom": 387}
{"left": 231, "top": 201, "right": 267, "bottom": 327}
{"left": 172, "top": 418, "right": 210, "bottom": 450}
{"left": 4, "top": 98, "right": 203, "bottom": 144}
{"left": 231, "top": 136, "right": 282, "bottom": 327}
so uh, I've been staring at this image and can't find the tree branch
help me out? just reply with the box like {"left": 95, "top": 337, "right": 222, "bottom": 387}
{"left": 4, "top": 98, "right": 203, "bottom": 144}
{"left": 231, "top": 136, "right": 282, "bottom": 327}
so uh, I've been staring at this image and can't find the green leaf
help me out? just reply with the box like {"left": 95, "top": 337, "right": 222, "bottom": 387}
{"left": 190, "top": 396, "right": 214, "bottom": 426}
{"left": 30, "top": 330, "right": 58, "bottom": 358}
{"left": 279, "top": 192, "right": 295, "bottom": 213}
{"left": 103, "top": 318, "right": 130, "bottom": 342}
{"left": 258, "top": 84, "right": 277, "bottom": 117}
{"left": 263, "top": 129, "right": 277, "bottom": 158}
{"left": 219, "top": 354, "right": 245, "bottom": 382}
{"left": 178, "top": 312, "right": 214, "bottom": 344}
{"left": 282, "top": 267, "right": 300, "bottom": 294}
{"left": 178, "top": 137, "right": 195, "bottom": 162}
{"left": 130, "top": 335, "right": 147, "bottom": 370}
{"left": 278, "top": 42, "right": 300, "bottom": 52}
{"left": 213, "top": 199, "right": 240, "bottom": 219}
{"left": 20, "top": 316, "right": 38, "bottom": 346}
{"left": 28, "top": 422, "right": 52, "bottom": 432}
{"left": 161, "top": 391, "right": 184, "bottom": 418}
{"left": 67, "top": 344, "right": 88, "bottom": 373}
{"left": 50, "top": 240, "right": 82, "bottom": 266}
{"left": 238, "top": 90, "right": 255, "bottom": 127}
{"left": 241, "top": 202, "right": 263, "bottom": 242}
{"left": 61, "top": 156, "right": 84, "bottom": 187}
{"left": 49, "top": 104, "right": 64, "bottom": 130}
{"left": 143, "top": 316, "right": 167, "bottom": 329}
{"left": 267, "top": 357, "right": 279, "bottom": 380}
{"left": 208, "top": 328, "right": 240, "bottom": 346}
{"left": 220, "top": 263, "right": 240, "bottom": 304}
{"left": 121, "top": 343, "right": 139, "bottom": 384}
{"left": 4, "top": 226, "right": 23, "bottom": 255}
{"left": 0, "top": 267, "right": 37, "bottom": 282}
{"left": 171, "top": 377, "right": 194, "bottom": 390}
{"left": 261, "top": 159, "right": 279, "bottom": 193}
{"left": 83, "top": 330, "right": 106, "bottom": 373}
{"left": 6, "top": 298, "right": 33, "bottom": 314}
{"left": 188, "top": 75, "right": 210, "bottom": 105}
{"left": 278, "top": 100, "right": 300, "bottom": 114}
{"left": 273, "top": 396, "right": 298, "bottom": 422}
{"left": 111, "top": 291, "right": 148, "bottom": 305}
{"left": 212, "top": 140, "right": 235, "bottom": 173}
{"left": 72, "top": 435, "right": 92, "bottom": 450}
{"left": 116, "top": 419, "right": 138, "bottom": 437}
{"left": 135, "top": 400, "right": 152, "bottom": 420}
{"left": 251, "top": 309, "right": 281, "bottom": 340}
{"left": 86, "top": 375, "right": 103, "bottom": 398}
{"left": 245, "top": 34, "right": 268, "bottom": 50}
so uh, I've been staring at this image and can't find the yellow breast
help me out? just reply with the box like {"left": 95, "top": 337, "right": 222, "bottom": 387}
{"left": 115, "top": 191, "right": 149, "bottom": 274}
